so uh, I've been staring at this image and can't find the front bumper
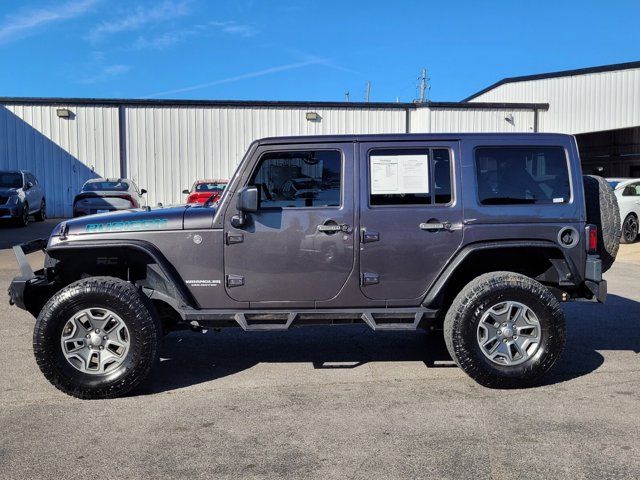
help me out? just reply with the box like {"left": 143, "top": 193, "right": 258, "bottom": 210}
{"left": 7, "top": 238, "right": 48, "bottom": 311}
{"left": 0, "top": 205, "right": 20, "bottom": 219}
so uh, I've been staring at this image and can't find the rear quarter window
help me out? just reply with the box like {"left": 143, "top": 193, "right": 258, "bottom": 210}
{"left": 475, "top": 146, "right": 571, "bottom": 205}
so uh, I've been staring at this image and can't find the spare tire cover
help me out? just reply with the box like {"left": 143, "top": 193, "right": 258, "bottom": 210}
{"left": 582, "top": 175, "right": 620, "bottom": 272}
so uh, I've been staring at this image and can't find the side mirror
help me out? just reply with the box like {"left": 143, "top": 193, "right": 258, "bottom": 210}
{"left": 140, "top": 188, "right": 147, "bottom": 195}
{"left": 25, "top": 181, "right": 33, "bottom": 190}
{"left": 237, "top": 186, "right": 259, "bottom": 213}
{"left": 182, "top": 189, "right": 190, "bottom": 195}
{"left": 231, "top": 186, "right": 259, "bottom": 228}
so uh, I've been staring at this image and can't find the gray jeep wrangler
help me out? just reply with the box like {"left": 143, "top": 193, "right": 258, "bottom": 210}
{"left": 8, "top": 133, "right": 620, "bottom": 399}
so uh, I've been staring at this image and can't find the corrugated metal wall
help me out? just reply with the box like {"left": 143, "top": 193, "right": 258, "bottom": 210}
{"left": 469, "top": 67, "right": 640, "bottom": 134}
{"left": 0, "top": 105, "right": 120, "bottom": 217}
{"left": 410, "top": 108, "right": 537, "bottom": 133}
{"left": 125, "top": 106, "right": 406, "bottom": 207}
{"left": 2, "top": 71, "right": 636, "bottom": 217}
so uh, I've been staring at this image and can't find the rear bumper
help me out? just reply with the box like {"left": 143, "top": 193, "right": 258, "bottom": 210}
{"left": 585, "top": 279, "right": 607, "bottom": 303}
{"left": 583, "top": 255, "right": 606, "bottom": 303}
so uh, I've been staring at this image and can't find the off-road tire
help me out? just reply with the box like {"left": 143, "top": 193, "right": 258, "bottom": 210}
{"left": 620, "top": 213, "right": 638, "bottom": 244}
{"left": 444, "top": 271, "right": 566, "bottom": 388}
{"left": 34, "top": 199, "right": 46, "bottom": 222}
{"left": 33, "top": 277, "right": 161, "bottom": 399}
{"left": 583, "top": 175, "right": 620, "bottom": 271}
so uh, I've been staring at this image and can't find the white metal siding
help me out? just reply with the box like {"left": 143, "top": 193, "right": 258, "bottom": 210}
{"left": 125, "top": 106, "right": 406, "bottom": 207}
{"left": 410, "top": 108, "right": 536, "bottom": 133}
{"left": 469, "top": 68, "right": 640, "bottom": 134}
{"left": 0, "top": 105, "right": 120, "bottom": 217}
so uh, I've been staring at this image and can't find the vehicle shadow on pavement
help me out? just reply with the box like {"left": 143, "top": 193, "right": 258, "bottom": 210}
{"left": 136, "top": 326, "right": 454, "bottom": 395}
{"left": 544, "top": 293, "right": 640, "bottom": 386}
{"left": 135, "top": 293, "right": 640, "bottom": 395}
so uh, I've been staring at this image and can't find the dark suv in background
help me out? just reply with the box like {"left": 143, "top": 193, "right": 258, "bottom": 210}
{"left": 8, "top": 133, "right": 620, "bottom": 399}
{"left": 0, "top": 170, "right": 46, "bottom": 226}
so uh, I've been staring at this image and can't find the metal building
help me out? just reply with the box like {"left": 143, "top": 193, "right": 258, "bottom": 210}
{"left": 0, "top": 60, "right": 638, "bottom": 217}
{"left": 464, "top": 60, "right": 640, "bottom": 177}
{"left": 0, "top": 99, "right": 544, "bottom": 216}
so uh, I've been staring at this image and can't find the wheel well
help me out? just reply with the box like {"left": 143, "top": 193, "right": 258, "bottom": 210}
{"left": 47, "top": 246, "right": 190, "bottom": 330}
{"left": 427, "top": 246, "right": 568, "bottom": 312}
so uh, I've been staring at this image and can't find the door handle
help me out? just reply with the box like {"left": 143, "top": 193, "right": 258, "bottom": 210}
{"left": 419, "top": 221, "right": 452, "bottom": 231}
{"left": 361, "top": 229, "right": 380, "bottom": 243}
{"left": 318, "top": 223, "right": 351, "bottom": 234}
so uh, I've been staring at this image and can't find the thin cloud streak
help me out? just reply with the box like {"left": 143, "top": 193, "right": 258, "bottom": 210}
{"left": 89, "top": 0, "right": 191, "bottom": 42}
{"left": 0, "top": 0, "right": 99, "bottom": 44}
{"left": 132, "top": 20, "right": 258, "bottom": 51}
{"left": 145, "top": 59, "right": 326, "bottom": 98}
{"left": 78, "top": 64, "right": 132, "bottom": 84}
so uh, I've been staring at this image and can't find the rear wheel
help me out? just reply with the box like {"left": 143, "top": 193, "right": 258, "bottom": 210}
{"left": 34, "top": 199, "right": 46, "bottom": 222}
{"left": 33, "top": 277, "right": 161, "bottom": 399}
{"left": 444, "top": 271, "right": 565, "bottom": 388}
{"left": 620, "top": 214, "right": 638, "bottom": 244}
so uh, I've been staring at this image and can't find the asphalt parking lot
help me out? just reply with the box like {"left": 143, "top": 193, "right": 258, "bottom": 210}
{"left": 0, "top": 219, "right": 638, "bottom": 479}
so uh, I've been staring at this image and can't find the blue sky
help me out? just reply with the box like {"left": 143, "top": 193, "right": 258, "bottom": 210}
{"left": 0, "top": 0, "right": 638, "bottom": 102}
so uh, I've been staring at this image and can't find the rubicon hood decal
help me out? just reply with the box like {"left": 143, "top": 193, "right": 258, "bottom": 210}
{"left": 56, "top": 205, "right": 188, "bottom": 236}
{"left": 85, "top": 218, "right": 169, "bottom": 233}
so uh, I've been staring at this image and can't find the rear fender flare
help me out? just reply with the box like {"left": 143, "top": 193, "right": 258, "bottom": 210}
{"left": 422, "top": 240, "right": 576, "bottom": 307}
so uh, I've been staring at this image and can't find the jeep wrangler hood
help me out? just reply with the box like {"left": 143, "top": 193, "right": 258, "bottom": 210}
{"left": 50, "top": 204, "right": 216, "bottom": 237}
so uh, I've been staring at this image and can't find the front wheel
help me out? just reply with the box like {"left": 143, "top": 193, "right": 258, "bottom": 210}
{"left": 444, "top": 272, "right": 565, "bottom": 388}
{"left": 16, "top": 202, "right": 29, "bottom": 227}
{"left": 33, "top": 277, "right": 161, "bottom": 399}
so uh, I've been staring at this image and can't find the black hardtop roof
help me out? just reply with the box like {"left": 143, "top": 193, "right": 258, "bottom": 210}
{"left": 257, "top": 132, "right": 573, "bottom": 145}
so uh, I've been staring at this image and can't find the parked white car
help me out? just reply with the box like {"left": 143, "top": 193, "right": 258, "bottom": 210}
{"left": 608, "top": 178, "right": 640, "bottom": 244}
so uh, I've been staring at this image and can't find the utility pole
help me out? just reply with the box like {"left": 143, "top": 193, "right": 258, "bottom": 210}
{"left": 344, "top": 91, "right": 350, "bottom": 102}
{"left": 419, "top": 68, "right": 427, "bottom": 103}
{"left": 365, "top": 81, "right": 371, "bottom": 102}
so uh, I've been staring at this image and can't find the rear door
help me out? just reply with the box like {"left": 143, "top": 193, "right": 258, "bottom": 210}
{"left": 358, "top": 141, "right": 463, "bottom": 301}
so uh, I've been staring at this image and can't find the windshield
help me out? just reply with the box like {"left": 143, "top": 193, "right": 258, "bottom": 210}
{"left": 0, "top": 172, "right": 23, "bottom": 189}
{"left": 195, "top": 182, "right": 226, "bottom": 192}
{"left": 83, "top": 181, "right": 129, "bottom": 192}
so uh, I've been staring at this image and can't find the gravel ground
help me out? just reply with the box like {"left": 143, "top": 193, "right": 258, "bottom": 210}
{"left": 0, "top": 220, "right": 638, "bottom": 479}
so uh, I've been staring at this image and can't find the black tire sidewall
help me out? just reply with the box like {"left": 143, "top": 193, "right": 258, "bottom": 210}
{"left": 446, "top": 273, "right": 566, "bottom": 388}
{"left": 459, "top": 287, "right": 561, "bottom": 379}
{"left": 34, "top": 278, "right": 160, "bottom": 398}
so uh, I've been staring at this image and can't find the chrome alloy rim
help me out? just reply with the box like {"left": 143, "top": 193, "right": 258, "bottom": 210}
{"left": 60, "top": 308, "right": 131, "bottom": 375}
{"left": 623, "top": 216, "right": 638, "bottom": 242}
{"left": 476, "top": 301, "right": 542, "bottom": 366}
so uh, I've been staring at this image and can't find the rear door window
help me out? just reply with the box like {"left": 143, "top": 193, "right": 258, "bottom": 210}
{"left": 475, "top": 147, "right": 571, "bottom": 205}
{"left": 368, "top": 148, "right": 452, "bottom": 206}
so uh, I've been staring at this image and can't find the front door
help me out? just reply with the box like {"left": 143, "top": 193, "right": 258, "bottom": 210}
{"left": 358, "top": 141, "right": 463, "bottom": 301}
{"left": 224, "top": 144, "right": 355, "bottom": 303}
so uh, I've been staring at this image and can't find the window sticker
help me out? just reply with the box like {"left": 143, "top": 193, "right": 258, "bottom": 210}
{"left": 370, "top": 154, "right": 429, "bottom": 195}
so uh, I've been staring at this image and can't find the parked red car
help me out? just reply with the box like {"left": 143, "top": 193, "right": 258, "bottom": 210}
{"left": 183, "top": 179, "right": 228, "bottom": 204}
